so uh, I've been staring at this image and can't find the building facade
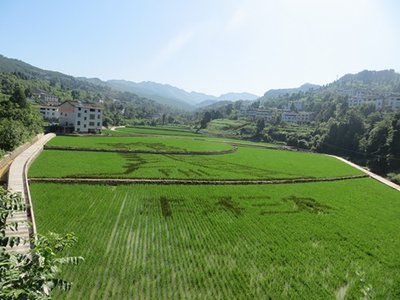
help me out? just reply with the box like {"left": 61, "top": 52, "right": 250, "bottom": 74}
{"left": 59, "top": 101, "right": 102, "bottom": 133}
{"left": 35, "top": 104, "right": 60, "bottom": 121}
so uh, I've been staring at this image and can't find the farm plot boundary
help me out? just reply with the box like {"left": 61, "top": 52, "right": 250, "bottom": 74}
{"left": 29, "top": 174, "right": 368, "bottom": 185}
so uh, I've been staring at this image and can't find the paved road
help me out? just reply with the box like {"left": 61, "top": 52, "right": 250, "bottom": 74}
{"left": 330, "top": 155, "right": 400, "bottom": 192}
{"left": 6, "top": 133, "right": 55, "bottom": 254}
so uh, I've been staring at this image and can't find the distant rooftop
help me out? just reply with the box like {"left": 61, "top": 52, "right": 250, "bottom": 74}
{"left": 60, "top": 100, "right": 102, "bottom": 109}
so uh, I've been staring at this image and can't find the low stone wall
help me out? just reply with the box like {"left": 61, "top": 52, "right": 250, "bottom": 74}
{"left": 29, "top": 174, "right": 369, "bottom": 186}
{"left": 0, "top": 134, "right": 44, "bottom": 180}
{"left": 44, "top": 145, "right": 238, "bottom": 155}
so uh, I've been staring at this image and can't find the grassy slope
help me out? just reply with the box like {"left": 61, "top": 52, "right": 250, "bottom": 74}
{"left": 47, "top": 136, "right": 231, "bottom": 152}
{"left": 30, "top": 179, "right": 400, "bottom": 299}
{"left": 29, "top": 147, "right": 362, "bottom": 180}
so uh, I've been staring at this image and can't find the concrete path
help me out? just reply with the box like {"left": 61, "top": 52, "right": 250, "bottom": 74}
{"left": 109, "top": 126, "right": 125, "bottom": 131}
{"left": 6, "top": 133, "right": 55, "bottom": 254}
{"left": 330, "top": 155, "right": 400, "bottom": 192}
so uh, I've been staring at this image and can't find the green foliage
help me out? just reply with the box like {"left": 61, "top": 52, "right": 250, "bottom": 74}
{"left": 0, "top": 89, "right": 43, "bottom": 152}
{"left": 0, "top": 119, "right": 28, "bottom": 151}
{"left": 9, "top": 85, "right": 27, "bottom": 108}
{"left": 30, "top": 179, "right": 400, "bottom": 298}
{"left": 0, "top": 188, "right": 83, "bottom": 299}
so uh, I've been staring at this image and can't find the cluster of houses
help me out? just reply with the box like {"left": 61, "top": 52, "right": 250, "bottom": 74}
{"left": 239, "top": 108, "right": 313, "bottom": 125}
{"left": 35, "top": 98, "right": 103, "bottom": 133}
{"left": 347, "top": 94, "right": 400, "bottom": 110}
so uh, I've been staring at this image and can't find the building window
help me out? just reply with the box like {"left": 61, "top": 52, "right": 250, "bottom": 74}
{"left": 78, "top": 107, "right": 81, "bottom": 111}
{"left": 97, "top": 122, "right": 100, "bottom": 126}
{"left": 84, "top": 124, "right": 86, "bottom": 128}
{"left": 84, "top": 110, "right": 87, "bottom": 113}
{"left": 98, "top": 115, "right": 100, "bottom": 119}
{"left": 89, "top": 114, "right": 95, "bottom": 120}
{"left": 89, "top": 122, "right": 95, "bottom": 126}
{"left": 65, "top": 113, "right": 67, "bottom": 117}
{"left": 78, "top": 113, "right": 81, "bottom": 117}
{"left": 77, "top": 121, "right": 80, "bottom": 125}
{"left": 84, "top": 117, "right": 87, "bottom": 120}
{"left": 90, "top": 108, "right": 95, "bottom": 112}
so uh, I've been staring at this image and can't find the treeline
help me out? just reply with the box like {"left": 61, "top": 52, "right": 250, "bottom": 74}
{"left": 0, "top": 85, "right": 42, "bottom": 154}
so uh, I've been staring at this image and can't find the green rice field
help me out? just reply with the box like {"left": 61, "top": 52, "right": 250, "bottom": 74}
{"left": 30, "top": 179, "right": 400, "bottom": 299}
{"left": 112, "top": 126, "right": 200, "bottom": 137}
{"left": 29, "top": 147, "right": 362, "bottom": 180}
{"left": 47, "top": 135, "right": 232, "bottom": 152}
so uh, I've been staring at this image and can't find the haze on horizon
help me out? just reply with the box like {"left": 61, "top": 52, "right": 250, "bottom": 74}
{"left": 1, "top": 0, "right": 399, "bottom": 96}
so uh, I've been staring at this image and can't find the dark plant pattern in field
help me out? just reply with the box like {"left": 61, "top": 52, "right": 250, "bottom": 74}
{"left": 121, "top": 153, "right": 148, "bottom": 174}
{"left": 216, "top": 196, "right": 243, "bottom": 217}
{"left": 284, "top": 195, "right": 332, "bottom": 214}
{"left": 160, "top": 196, "right": 172, "bottom": 217}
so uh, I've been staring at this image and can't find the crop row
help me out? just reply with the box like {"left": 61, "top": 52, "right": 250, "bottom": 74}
{"left": 30, "top": 178, "right": 400, "bottom": 299}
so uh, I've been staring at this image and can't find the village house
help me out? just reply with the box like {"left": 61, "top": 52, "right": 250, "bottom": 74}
{"left": 347, "top": 95, "right": 400, "bottom": 110}
{"left": 35, "top": 104, "right": 60, "bottom": 121}
{"left": 58, "top": 100, "right": 103, "bottom": 133}
{"left": 281, "top": 112, "right": 312, "bottom": 124}
{"left": 32, "top": 90, "right": 59, "bottom": 103}
{"left": 239, "top": 109, "right": 273, "bottom": 121}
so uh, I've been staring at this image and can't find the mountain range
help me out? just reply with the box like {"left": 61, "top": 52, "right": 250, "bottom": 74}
{"left": 106, "top": 80, "right": 259, "bottom": 109}
{"left": 0, "top": 54, "right": 258, "bottom": 110}
{"left": 1, "top": 54, "right": 399, "bottom": 111}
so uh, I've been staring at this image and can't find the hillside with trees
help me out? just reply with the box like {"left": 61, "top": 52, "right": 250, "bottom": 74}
{"left": 194, "top": 70, "right": 400, "bottom": 183}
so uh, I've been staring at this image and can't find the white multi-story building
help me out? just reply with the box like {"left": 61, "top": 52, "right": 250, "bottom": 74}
{"left": 348, "top": 95, "right": 400, "bottom": 110}
{"left": 35, "top": 104, "right": 60, "bottom": 121}
{"left": 282, "top": 112, "right": 312, "bottom": 124}
{"left": 348, "top": 97, "right": 366, "bottom": 108}
{"left": 59, "top": 100, "right": 102, "bottom": 133}
{"left": 239, "top": 109, "right": 272, "bottom": 121}
{"left": 388, "top": 96, "right": 400, "bottom": 110}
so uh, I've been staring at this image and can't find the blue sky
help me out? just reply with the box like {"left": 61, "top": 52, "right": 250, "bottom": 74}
{"left": 1, "top": 0, "right": 399, "bottom": 96}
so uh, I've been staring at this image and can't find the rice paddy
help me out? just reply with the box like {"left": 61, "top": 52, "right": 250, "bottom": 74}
{"left": 28, "top": 130, "right": 400, "bottom": 299}
{"left": 30, "top": 179, "right": 400, "bottom": 299}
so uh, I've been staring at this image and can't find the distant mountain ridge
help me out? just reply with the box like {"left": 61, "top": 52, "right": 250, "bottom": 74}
{"left": 262, "top": 83, "right": 321, "bottom": 100}
{"left": 107, "top": 79, "right": 259, "bottom": 108}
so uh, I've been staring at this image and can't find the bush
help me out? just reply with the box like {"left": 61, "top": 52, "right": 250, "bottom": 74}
{"left": 387, "top": 173, "right": 400, "bottom": 185}
{"left": 0, "top": 119, "right": 28, "bottom": 151}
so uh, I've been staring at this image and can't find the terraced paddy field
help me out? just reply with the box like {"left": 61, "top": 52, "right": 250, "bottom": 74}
{"left": 111, "top": 126, "right": 280, "bottom": 148}
{"left": 111, "top": 126, "right": 200, "bottom": 137}
{"left": 29, "top": 147, "right": 362, "bottom": 180}
{"left": 47, "top": 136, "right": 232, "bottom": 152}
{"left": 30, "top": 178, "right": 400, "bottom": 299}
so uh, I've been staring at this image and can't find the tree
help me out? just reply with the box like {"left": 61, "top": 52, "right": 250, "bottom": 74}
{"left": 0, "top": 188, "right": 83, "bottom": 299}
{"left": 71, "top": 90, "right": 80, "bottom": 99}
{"left": 10, "top": 85, "right": 27, "bottom": 108}
{"left": 256, "top": 118, "right": 265, "bottom": 137}
{"left": 0, "top": 119, "right": 27, "bottom": 151}
{"left": 199, "top": 111, "right": 211, "bottom": 130}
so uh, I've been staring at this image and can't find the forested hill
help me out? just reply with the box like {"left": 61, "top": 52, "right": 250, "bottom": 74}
{"left": 326, "top": 69, "right": 400, "bottom": 93}
{"left": 0, "top": 54, "right": 182, "bottom": 125}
